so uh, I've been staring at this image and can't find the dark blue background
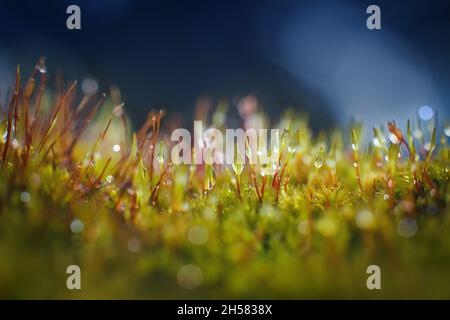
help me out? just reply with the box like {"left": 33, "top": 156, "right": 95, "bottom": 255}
{"left": 1, "top": 0, "right": 449, "bottom": 130}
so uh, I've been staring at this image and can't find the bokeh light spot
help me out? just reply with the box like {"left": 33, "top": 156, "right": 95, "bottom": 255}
{"left": 177, "top": 264, "right": 203, "bottom": 290}
{"left": 397, "top": 218, "right": 417, "bottom": 238}
{"left": 70, "top": 219, "right": 85, "bottom": 234}
{"left": 418, "top": 105, "right": 433, "bottom": 121}
{"left": 188, "top": 225, "right": 208, "bottom": 245}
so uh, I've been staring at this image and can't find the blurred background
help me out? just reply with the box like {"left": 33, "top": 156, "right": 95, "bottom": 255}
{"left": 0, "top": 0, "right": 449, "bottom": 132}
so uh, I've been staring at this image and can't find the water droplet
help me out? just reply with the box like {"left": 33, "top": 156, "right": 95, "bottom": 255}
{"left": 445, "top": 126, "right": 450, "bottom": 137}
{"left": 113, "top": 103, "right": 125, "bottom": 117}
{"left": 351, "top": 143, "right": 359, "bottom": 151}
{"left": 315, "top": 146, "right": 324, "bottom": 169}
{"left": 112, "top": 144, "right": 121, "bottom": 152}
{"left": 372, "top": 137, "right": 381, "bottom": 148}
{"left": 314, "top": 158, "right": 323, "bottom": 169}
{"left": 287, "top": 145, "right": 297, "bottom": 154}
{"left": 157, "top": 150, "right": 165, "bottom": 164}
{"left": 383, "top": 194, "right": 390, "bottom": 201}
{"left": 353, "top": 162, "right": 358, "bottom": 168}
{"left": 418, "top": 105, "right": 433, "bottom": 121}
{"left": 272, "top": 162, "right": 278, "bottom": 171}
{"left": 388, "top": 133, "right": 399, "bottom": 144}
{"left": 106, "top": 175, "right": 115, "bottom": 184}
{"left": 11, "top": 139, "right": 20, "bottom": 149}
{"left": 35, "top": 63, "right": 47, "bottom": 74}
{"left": 260, "top": 164, "right": 269, "bottom": 177}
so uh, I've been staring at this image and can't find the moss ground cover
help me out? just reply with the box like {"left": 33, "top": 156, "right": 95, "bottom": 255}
{"left": 0, "top": 60, "right": 449, "bottom": 298}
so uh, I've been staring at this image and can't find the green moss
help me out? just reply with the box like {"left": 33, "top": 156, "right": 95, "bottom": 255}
{"left": 0, "top": 62, "right": 449, "bottom": 299}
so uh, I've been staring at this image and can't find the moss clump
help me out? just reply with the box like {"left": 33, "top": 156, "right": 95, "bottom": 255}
{"left": 0, "top": 60, "right": 449, "bottom": 299}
